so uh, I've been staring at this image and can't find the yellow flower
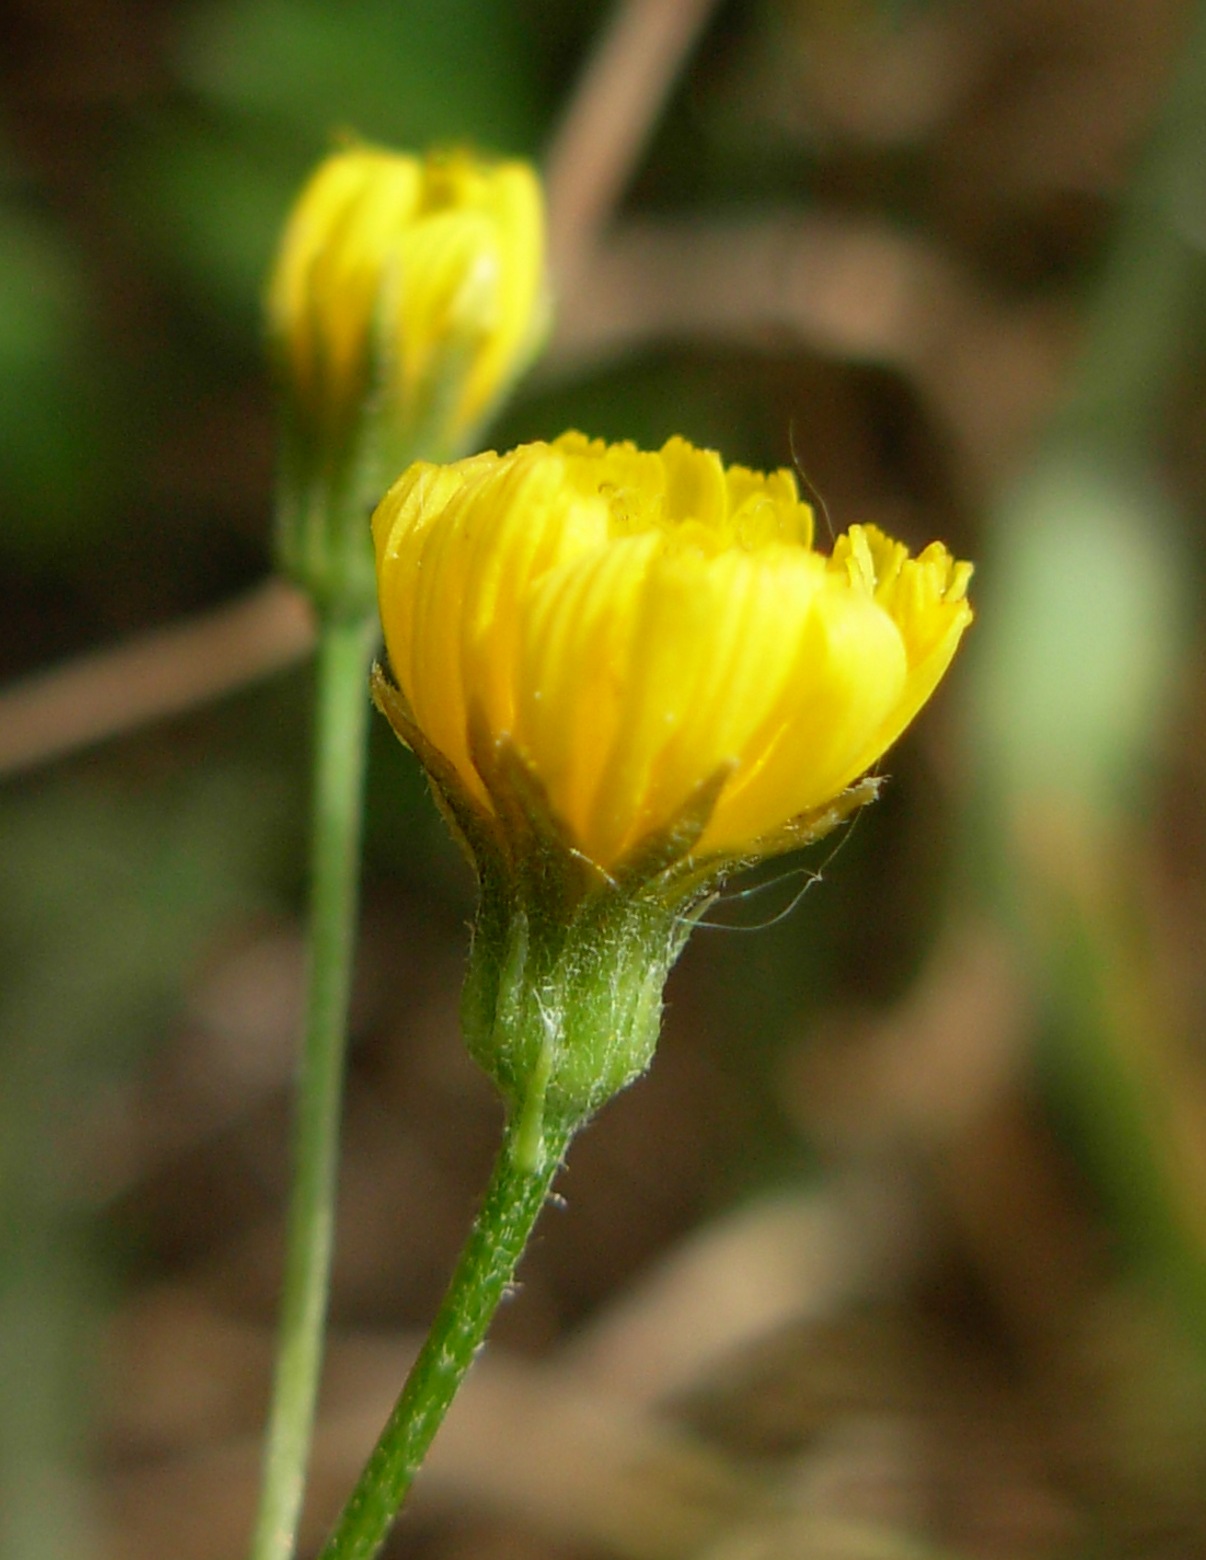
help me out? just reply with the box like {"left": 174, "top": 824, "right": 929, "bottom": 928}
{"left": 373, "top": 433, "right": 972, "bottom": 877}
{"left": 268, "top": 143, "right": 547, "bottom": 453}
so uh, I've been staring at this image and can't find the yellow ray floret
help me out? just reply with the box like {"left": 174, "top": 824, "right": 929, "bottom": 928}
{"left": 373, "top": 433, "right": 973, "bottom": 870}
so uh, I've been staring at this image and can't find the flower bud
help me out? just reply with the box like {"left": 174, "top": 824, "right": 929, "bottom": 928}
{"left": 268, "top": 145, "right": 547, "bottom": 616}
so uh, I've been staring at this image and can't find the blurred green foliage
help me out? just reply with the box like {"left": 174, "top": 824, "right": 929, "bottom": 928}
{"left": 0, "top": 155, "right": 99, "bottom": 552}
{"left": 975, "top": 452, "right": 1187, "bottom": 823}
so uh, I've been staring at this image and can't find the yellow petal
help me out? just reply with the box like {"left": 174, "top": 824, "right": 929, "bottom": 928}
{"left": 705, "top": 580, "right": 909, "bottom": 851}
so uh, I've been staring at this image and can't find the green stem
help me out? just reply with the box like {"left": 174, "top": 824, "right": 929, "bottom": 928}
{"left": 315, "top": 1116, "right": 575, "bottom": 1560}
{"left": 250, "top": 609, "right": 378, "bottom": 1560}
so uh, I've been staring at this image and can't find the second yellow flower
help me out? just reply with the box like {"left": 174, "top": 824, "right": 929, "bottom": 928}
{"left": 268, "top": 145, "right": 547, "bottom": 455}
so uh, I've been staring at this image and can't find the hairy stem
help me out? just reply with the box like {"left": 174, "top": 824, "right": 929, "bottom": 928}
{"left": 315, "top": 1116, "right": 574, "bottom": 1560}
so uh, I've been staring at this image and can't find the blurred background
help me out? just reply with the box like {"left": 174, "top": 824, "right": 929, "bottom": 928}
{"left": 4, "top": 0, "right": 1206, "bottom": 1556}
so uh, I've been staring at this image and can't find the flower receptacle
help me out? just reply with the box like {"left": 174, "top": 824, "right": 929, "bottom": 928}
{"left": 461, "top": 871, "right": 692, "bottom": 1153}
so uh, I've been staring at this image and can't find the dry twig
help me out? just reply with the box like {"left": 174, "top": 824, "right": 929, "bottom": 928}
{"left": 548, "top": 214, "right": 1070, "bottom": 483}
{"left": 544, "top": 0, "right": 721, "bottom": 286}
{"left": 0, "top": 580, "right": 314, "bottom": 779}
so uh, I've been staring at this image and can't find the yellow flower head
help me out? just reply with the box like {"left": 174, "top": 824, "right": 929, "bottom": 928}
{"left": 373, "top": 433, "right": 972, "bottom": 881}
{"left": 268, "top": 144, "right": 546, "bottom": 453}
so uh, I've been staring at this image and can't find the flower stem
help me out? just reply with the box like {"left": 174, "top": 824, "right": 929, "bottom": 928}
{"left": 315, "top": 1116, "right": 575, "bottom": 1560}
{"left": 250, "top": 608, "right": 378, "bottom": 1560}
